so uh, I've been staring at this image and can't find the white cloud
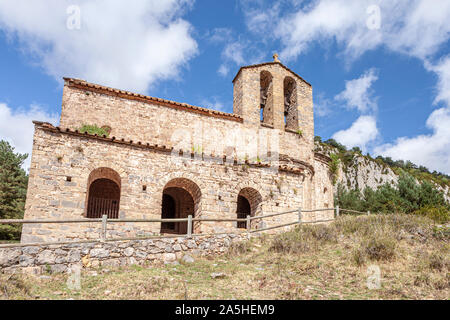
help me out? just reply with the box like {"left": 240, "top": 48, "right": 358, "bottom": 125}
{"left": 374, "top": 57, "right": 450, "bottom": 174}
{"left": 218, "top": 64, "right": 229, "bottom": 77}
{"left": 200, "top": 97, "right": 226, "bottom": 112}
{"left": 428, "top": 56, "right": 450, "bottom": 106}
{"left": 0, "top": 103, "right": 59, "bottom": 170}
{"left": 217, "top": 39, "right": 248, "bottom": 77}
{"left": 223, "top": 41, "right": 246, "bottom": 65}
{"left": 314, "top": 93, "right": 334, "bottom": 117}
{"left": 268, "top": 0, "right": 450, "bottom": 61}
{"left": 330, "top": 70, "right": 380, "bottom": 151}
{"left": 244, "top": 2, "right": 281, "bottom": 36}
{"left": 332, "top": 115, "right": 379, "bottom": 151}
{"left": 335, "top": 69, "right": 378, "bottom": 113}
{"left": 0, "top": 0, "right": 198, "bottom": 92}
{"left": 208, "top": 27, "right": 233, "bottom": 43}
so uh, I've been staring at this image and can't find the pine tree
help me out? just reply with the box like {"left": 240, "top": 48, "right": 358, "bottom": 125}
{"left": 0, "top": 140, "right": 28, "bottom": 240}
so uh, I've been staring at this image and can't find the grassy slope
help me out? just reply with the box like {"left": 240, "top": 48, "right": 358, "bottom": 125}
{"left": 1, "top": 215, "right": 448, "bottom": 300}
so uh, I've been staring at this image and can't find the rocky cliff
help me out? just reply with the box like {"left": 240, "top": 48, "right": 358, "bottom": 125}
{"left": 314, "top": 141, "right": 450, "bottom": 202}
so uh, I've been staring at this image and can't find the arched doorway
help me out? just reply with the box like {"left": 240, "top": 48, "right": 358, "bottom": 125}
{"left": 236, "top": 187, "right": 262, "bottom": 229}
{"left": 161, "top": 178, "right": 201, "bottom": 234}
{"left": 237, "top": 195, "right": 251, "bottom": 228}
{"left": 86, "top": 167, "right": 121, "bottom": 219}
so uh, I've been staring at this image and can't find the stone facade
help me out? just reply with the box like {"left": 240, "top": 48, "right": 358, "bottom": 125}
{"left": 21, "top": 57, "right": 334, "bottom": 243}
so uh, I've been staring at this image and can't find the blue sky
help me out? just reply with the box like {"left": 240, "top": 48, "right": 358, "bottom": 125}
{"left": 0, "top": 0, "right": 449, "bottom": 174}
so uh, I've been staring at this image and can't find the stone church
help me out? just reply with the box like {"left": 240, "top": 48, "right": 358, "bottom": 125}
{"left": 21, "top": 55, "right": 334, "bottom": 243}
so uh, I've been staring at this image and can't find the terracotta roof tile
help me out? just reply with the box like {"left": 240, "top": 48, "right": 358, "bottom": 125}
{"left": 63, "top": 78, "right": 243, "bottom": 123}
{"left": 232, "top": 61, "right": 311, "bottom": 86}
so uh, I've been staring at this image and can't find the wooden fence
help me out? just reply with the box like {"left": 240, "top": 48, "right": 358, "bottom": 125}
{"left": 0, "top": 206, "right": 345, "bottom": 248}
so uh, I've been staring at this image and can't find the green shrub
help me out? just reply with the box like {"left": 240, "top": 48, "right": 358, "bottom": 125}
{"left": 362, "top": 236, "right": 397, "bottom": 261}
{"left": 78, "top": 124, "right": 110, "bottom": 137}
{"left": 329, "top": 154, "right": 340, "bottom": 185}
{"left": 0, "top": 141, "right": 28, "bottom": 240}
{"left": 269, "top": 229, "right": 312, "bottom": 254}
{"left": 227, "top": 241, "right": 252, "bottom": 256}
{"left": 335, "top": 172, "right": 449, "bottom": 215}
{"left": 269, "top": 224, "right": 337, "bottom": 254}
{"left": 428, "top": 253, "right": 445, "bottom": 271}
{"left": 413, "top": 206, "right": 449, "bottom": 224}
{"left": 352, "top": 248, "right": 367, "bottom": 266}
{"left": 432, "top": 225, "right": 450, "bottom": 240}
{"left": 306, "top": 224, "right": 337, "bottom": 242}
{"left": 0, "top": 224, "right": 22, "bottom": 240}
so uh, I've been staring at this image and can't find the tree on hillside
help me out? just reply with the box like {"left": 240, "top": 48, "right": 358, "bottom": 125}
{"left": 0, "top": 140, "right": 28, "bottom": 240}
{"left": 324, "top": 138, "right": 347, "bottom": 153}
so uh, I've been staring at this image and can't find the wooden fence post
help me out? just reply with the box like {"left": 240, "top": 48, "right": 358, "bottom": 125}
{"left": 336, "top": 205, "right": 340, "bottom": 218}
{"left": 246, "top": 215, "right": 251, "bottom": 239}
{"left": 187, "top": 215, "right": 192, "bottom": 238}
{"left": 101, "top": 214, "right": 108, "bottom": 242}
{"left": 298, "top": 207, "right": 302, "bottom": 224}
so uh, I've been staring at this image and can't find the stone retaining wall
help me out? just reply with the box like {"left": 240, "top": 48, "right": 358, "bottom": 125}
{"left": 0, "top": 234, "right": 246, "bottom": 274}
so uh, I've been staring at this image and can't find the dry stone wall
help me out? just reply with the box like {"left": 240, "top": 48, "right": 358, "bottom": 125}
{"left": 0, "top": 234, "right": 246, "bottom": 274}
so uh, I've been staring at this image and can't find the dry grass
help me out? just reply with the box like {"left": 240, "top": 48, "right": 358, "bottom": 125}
{"left": 0, "top": 214, "right": 448, "bottom": 300}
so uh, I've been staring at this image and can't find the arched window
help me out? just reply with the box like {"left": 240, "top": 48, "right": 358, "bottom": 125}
{"left": 161, "top": 178, "right": 201, "bottom": 235}
{"left": 86, "top": 167, "right": 121, "bottom": 219}
{"left": 236, "top": 187, "right": 262, "bottom": 229}
{"left": 260, "top": 71, "right": 274, "bottom": 126}
{"left": 284, "top": 76, "right": 298, "bottom": 131}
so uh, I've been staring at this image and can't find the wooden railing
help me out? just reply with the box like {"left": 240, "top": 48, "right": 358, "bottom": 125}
{"left": 0, "top": 206, "right": 342, "bottom": 248}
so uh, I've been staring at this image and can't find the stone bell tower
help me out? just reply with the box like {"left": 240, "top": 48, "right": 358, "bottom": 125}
{"left": 232, "top": 54, "right": 314, "bottom": 145}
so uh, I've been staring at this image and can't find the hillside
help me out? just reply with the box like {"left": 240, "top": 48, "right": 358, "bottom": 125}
{"left": 1, "top": 214, "right": 448, "bottom": 300}
{"left": 314, "top": 137, "right": 450, "bottom": 203}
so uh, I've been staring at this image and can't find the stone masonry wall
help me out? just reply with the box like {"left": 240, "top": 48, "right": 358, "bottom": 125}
{"left": 21, "top": 125, "right": 334, "bottom": 243}
{"left": 232, "top": 63, "right": 315, "bottom": 165}
{"left": 0, "top": 234, "right": 246, "bottom": 274}
{"left": 21, "top": 60, "right": 334, "bottom": 245}
{"left": 313, "top": 157, "right": 335, "bottom": 214}
{"left": 60, "top": 68, "right": 314, "bottom": 167}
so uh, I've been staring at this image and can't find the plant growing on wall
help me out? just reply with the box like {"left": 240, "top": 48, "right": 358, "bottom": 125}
{"left": 191, "top": 145, "right": 203, "bottom": 154}
{"left": 79, "top": 124, "right": 110, "bottom": 137}
{"left": 329, "top": 153, "right": 340, "bottom": 185}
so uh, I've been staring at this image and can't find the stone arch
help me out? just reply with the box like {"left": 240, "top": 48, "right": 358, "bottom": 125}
{"left": 83, "top": 160, "right": 128, "bottom": 192}
{"left": 85, "top": 167, "right": 121, "bottom": 219}
{"left": 260, "top": 70, "right": 274, "bottom": 126}
{"left": 284, "top": 76, "right": 298, "bottom": 131}
{"left": 236, "top": 187, "right": 263, "bottom": 229}
{"left": 160, "top": 178, "right": 202, "bottom": 234}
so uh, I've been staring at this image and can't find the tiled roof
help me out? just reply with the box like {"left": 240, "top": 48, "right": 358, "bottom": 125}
{"left": 231, "top": 61, "right": 312, "bottom": 86}
{"left": 63, "top": 78, "right": 243, "bottom": 123}
{"left": 33, "top": 121, "right": 311, "bottom": 176}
